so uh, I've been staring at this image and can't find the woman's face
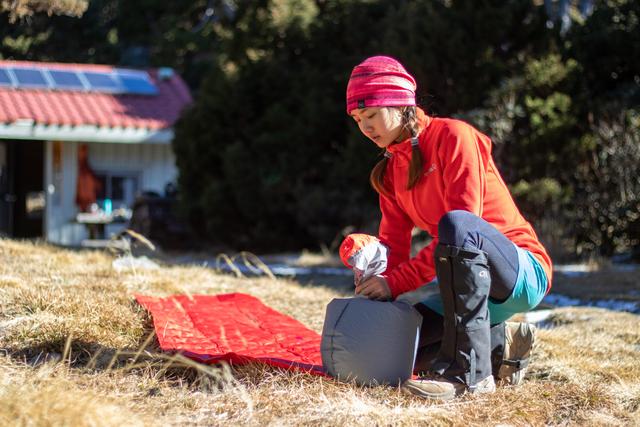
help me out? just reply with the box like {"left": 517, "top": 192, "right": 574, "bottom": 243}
{"left": 350, "top": 107, "right": 403, "bottom": 148}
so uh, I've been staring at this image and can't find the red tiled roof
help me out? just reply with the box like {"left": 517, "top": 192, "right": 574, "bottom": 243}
{"left": 0, "top": 60, "right": 192, "bottom": 130}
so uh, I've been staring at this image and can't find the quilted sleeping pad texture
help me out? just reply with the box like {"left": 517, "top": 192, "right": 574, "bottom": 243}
{"left": 135, "top": 293, "right": 324, "bottom": 374}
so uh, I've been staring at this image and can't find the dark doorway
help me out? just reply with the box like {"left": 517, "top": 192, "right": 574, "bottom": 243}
{"left": 0, "top": 140, "right": 44, "bottom": 238}
{"left": 0, "top": 141, "right": 12, "bottom": 236}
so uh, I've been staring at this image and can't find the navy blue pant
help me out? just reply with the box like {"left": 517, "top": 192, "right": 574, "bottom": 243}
{"left": 437, "top": 210, "right": 518, "bottom": 302}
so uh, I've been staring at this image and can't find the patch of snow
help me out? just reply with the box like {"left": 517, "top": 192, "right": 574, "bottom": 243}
{"left": 543, "top": 294, "right": 582, "bottom": 307}
{"left": 554, "top": 262, "right": 639, "bottom": 276}
{"left": 215, "top": 262, "right": 351, "bottom": 277}
{"left": 554, "top": 264, "right": 595, "bottom": 273}
{"left": 592, "top": 299, "right": 639, "bottom": 312}
{"left": 112, "top": 255, "right": 159, "bottom": 272}
{"left": 524, "top": 309, "right": 553, "bottom": 324}
{"left": 553, "top": 264, "right": 591, "bottom": 278}
{"left": 543, "top": 293, "right": 640, "bottom": 314}
{"left": 269, "top": 265, "right": 312, "bottom": 276}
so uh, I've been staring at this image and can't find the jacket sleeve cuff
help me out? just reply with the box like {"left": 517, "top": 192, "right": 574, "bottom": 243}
{"left": 385, "top": 270, "right": 416, "bottom": 299}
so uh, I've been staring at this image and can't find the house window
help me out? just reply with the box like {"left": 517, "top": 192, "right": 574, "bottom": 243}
{"left": 96, "top": 172, "right": 139, "bottom": 208}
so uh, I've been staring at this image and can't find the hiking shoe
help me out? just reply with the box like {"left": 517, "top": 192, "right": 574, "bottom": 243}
{"left": 402, "top": 375, "right": 496, "bottom": 401}
{"left": 497, "top": 322, "right": 537, "bottom": 385}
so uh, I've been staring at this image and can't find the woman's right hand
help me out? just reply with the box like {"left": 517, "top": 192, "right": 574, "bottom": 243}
{"left": 355, "top": 275, "right": 391, "bottom": 301}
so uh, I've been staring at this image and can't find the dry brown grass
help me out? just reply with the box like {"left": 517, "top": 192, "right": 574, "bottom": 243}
{"left": 1, "top": 238, "right": 639, "bottom": 426}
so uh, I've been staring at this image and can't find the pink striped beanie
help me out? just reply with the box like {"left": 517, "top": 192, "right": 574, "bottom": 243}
{"left": 346, "top": 56, "right": 417, "bottom": 114}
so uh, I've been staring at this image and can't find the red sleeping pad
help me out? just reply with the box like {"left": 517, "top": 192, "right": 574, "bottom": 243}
{"left": 135, "top": 293, "right": 324, "bottom": 375}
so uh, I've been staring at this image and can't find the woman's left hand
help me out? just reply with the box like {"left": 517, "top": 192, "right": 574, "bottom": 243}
{"left": 355, "top": 276, "right": 392, "bottom": 300}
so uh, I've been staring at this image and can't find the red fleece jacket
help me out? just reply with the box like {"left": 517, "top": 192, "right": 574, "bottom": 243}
{"left": 379, "top": 109, "right": 553, "bottom": 298}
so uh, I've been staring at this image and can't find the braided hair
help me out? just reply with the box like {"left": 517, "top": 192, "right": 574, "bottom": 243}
{"left": 369, "top": 106, "right": 423, "bottom": 196}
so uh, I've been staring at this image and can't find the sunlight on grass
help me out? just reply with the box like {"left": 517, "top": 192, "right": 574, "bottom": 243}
{"left": 1, "top": 238, "right": 639, "bottom": 425}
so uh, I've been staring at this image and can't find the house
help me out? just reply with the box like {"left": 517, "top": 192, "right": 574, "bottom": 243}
{"left": 0, "top": 60, "right": 192, "bottom": 245}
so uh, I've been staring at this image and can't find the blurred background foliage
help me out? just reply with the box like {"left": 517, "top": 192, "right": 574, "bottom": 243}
{"left": 1, "top": 0, "right": 639, "bottom": 259}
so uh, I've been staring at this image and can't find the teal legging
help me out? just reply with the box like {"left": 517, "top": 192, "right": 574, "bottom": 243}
{"left": 420, "top": 210, "right": 549, "bottom": 324}
{"left": 421, "top": 244, "right": 548, "bottom": 324}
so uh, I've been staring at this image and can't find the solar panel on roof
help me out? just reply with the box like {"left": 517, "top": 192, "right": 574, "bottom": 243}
{"left": 13, "top": 68, "right": 48, "bottom": 88}
{"left": 83, "top": 72, "right": 120, "bottom": 92}
{"left": 0, "top": 68, "right": 12, "bottom": 86}
{"left": 117, "top": 70, "right": 158, "bottom": 95}
{"left": 48, "top": 70, "right": 85, "bottom": 90}
{"left": 0, "top": 65, "right": 160, "bottom": 96}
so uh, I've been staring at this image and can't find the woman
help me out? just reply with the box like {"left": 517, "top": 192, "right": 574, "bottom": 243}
{"left": 346, "top": 56, "right": 552, "bottom": 399}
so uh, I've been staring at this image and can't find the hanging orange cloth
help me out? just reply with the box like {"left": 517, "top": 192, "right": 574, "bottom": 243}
{"left": 75, "top": 144, "right": 102, "bottom": 212}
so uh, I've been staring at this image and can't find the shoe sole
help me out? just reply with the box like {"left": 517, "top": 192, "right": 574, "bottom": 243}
{"left": 401, "top": 383, "right": 456, "bottom": 401}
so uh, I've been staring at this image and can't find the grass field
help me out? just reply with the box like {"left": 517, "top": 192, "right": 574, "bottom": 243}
{"left": 1, "top": 239, "right": 639, "bottom": 426}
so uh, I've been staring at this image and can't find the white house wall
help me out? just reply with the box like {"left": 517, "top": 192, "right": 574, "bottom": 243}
{"left": 46, "top": 140, "right": 178, "bottom": 246}
{"left": 45, "top": 140, "right": 83, "bottom": 245}
{"left": 89, "top": 142, "right": 178, "bottom": 195}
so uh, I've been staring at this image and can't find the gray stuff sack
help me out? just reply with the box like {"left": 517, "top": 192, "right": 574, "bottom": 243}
{"left": 320, "top": 297, "right": 422, "bottom": 386}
